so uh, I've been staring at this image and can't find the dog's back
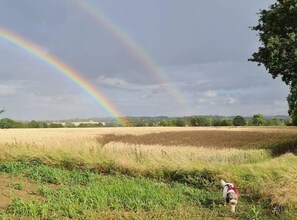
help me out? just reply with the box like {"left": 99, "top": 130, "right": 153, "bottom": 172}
{"left": 221, "top": 180, "right": 234, "bottom": 201}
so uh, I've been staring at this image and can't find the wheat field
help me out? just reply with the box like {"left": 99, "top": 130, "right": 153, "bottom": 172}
{"left": 0, "top": 127, "right": 296, "bottom": 172}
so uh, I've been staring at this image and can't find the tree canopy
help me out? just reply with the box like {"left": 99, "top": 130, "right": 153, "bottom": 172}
{"left": 233, "top": 115, "right": 246, "bottom": 126}
{"left": 252, "top": 114, "right": 266, "bottom": 126}
{"left": 0, "top": 118, "right": 15, "bottom": 129}
{"left": 250, "top": 0, "right": 297, "bottom": 124}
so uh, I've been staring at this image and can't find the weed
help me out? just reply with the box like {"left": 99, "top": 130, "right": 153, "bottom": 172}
{"left": 68, "top": 170, "right": 97, "bottom": 185}
{"left": 252, "top": 205, "right": 261, "bottom": 219}
{"left": 164, "top": 169, "right": 218, "bottom": 189}
{"left": 9, "top": 182, "right": 24, "bottom": 190}
{"left": 270, "top": 137, "right": 297, "bottom": 157}
{"left": 0, "top": 162, "right": 25, "bottom": 174}
{"left": 26, "top": 165, "right": 64, "bottom": 184}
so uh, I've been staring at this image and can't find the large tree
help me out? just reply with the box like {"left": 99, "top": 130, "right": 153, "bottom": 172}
{"left": 249, "top": 0, "right": 297, "bottom": 125}
{"left": 287, "top": 80, "right": 297, "bottom": 124}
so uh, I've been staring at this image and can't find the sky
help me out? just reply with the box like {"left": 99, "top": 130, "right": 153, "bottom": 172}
{"left": 0, "top": 0, "right": 289, "bottom": 120}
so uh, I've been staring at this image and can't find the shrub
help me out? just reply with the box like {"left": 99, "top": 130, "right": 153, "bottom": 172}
{"left": 252, "top": 114, "right": 265, "bottom": 126}
{"left": 49, "top": 123, "right": 64, "bottom": 128}
{"left": 0, "top": 118, "right": 15, "bottom": 129}
{"left": 174, "top": 119, "right": 187, "bottom": 127}
{"left": 233, "top": 115, "right": 246, "bottom": 126}
{"left": 164, "top": 169, "right": 218, "bottom": 189}
{"left": 65, "top": 122, "right": 76, "bottom": 128}
{"left": 190, "top": 116, "right": 212, "bottom": 126}
{"left": 270, "top": 137, "right": 297, "bottom": 157}
{"left": 220, "top": 119, "right": 233, "bottom": 126}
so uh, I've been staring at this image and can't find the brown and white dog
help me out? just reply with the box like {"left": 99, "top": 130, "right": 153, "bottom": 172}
{"left": 221, "top": 179, "right": 240, "bottom": 213}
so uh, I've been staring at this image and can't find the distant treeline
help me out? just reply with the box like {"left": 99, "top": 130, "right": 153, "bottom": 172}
{"left": 127, "top": 114, "right": 291, "bottom": 127}
{"left": 0, "top": 114, "right": 293, "bottom": 129}
{"left": 0, "top": 119, "right": 106, "bottom": 129}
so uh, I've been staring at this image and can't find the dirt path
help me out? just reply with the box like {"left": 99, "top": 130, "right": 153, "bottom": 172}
{"left": 0, "top": 174, "right": 41, "bottom": 210}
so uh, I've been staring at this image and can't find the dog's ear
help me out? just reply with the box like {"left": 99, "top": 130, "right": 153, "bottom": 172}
{"left": 220, "top": 179, "right": 226, "bottom": 186}
{"left": 226, "top": 195, "right": 230, "bottom": 203}
{"left": 234, "top": 187, "right": 240, "bottom": 197}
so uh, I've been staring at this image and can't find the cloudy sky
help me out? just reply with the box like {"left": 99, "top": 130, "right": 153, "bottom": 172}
{"left": 0, "top": 0, "right": 289, "bottom": 120}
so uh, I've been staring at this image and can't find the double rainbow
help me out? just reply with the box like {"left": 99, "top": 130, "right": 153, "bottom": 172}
{"left": 0, "top": 27, "right": 128, "bottom": 126}
{"left": 74, "top": 0, "right": 193, "bottom": 115}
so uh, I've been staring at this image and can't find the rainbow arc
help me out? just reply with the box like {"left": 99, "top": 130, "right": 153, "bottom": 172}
{"left": 0, "top": 27, "right": 128, "bottom": 126}
{"left": 74, "top": 0, "right": 193, "bottom": 115}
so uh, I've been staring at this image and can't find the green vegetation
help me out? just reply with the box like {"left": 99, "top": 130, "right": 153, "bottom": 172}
{"left": 77, "top": 122, "right": 104, "bottom": 128}
{"left": 64, "top": 122, "right": 76, "bottom": 128}
{"left": 252, "top": 114, "right": 266, "bottom": 126}
{"left": 250, "top": 0, "right": 297, "bottom": 125}
{"left": 9, "top": 183, "right": 24, "bottom": 191}
{"left": 0, "top": 160, "right": 294, "bottom": 219}
{"left": 288, "top": 80, "right": 297, "bottom": 125}
{"left": 0, "top": 118, "right": 15, "bottom": 129}
{"left": 0, "top": 114, "right": 292, "bottom": 129}
{"left": 233, "top": 115, "right": 246, "bottom": 126}
{"left": 0, "top": 162, "right": 220, "bottom": 219}
{"left": 190, "top": 116, "right": 212, "bottom": 126}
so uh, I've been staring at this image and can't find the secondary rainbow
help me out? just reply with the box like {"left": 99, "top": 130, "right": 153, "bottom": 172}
{"left": 0, "top": 27, "right": 128, "bottom": 126}
{"left": 73, "top": 0, "right": 193, "bottom": 115}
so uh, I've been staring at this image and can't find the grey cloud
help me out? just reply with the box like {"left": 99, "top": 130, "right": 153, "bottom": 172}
{"left": 0, "top": 84, "right": 18, "bottom": 96}
{"left": 96, "top": 75, "right": 168, "bottom": 94}
{"left": 0, "top": 0, "right": 289, "bottom": 119}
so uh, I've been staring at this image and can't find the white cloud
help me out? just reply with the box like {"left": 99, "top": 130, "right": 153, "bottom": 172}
{"left": 96, "top": 75, "right": 169, "bottom": 97}
{"left": 0, "top": 84, "right": 18, "bottom": 96}
{"left": 225, "top": 97, "right": 237, "bottom": 105}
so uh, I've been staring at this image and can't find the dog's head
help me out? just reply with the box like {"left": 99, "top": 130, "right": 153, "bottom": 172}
{"left": 227, "top": 191, "right": 238, "bottom": 212}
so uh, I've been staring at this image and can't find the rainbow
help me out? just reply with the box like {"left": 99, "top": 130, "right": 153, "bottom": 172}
{"left": 0, "top": 27, "right": 129, "bottom": 126}
{"left": 73, "top": 0, "right": 193, "bottom": 115}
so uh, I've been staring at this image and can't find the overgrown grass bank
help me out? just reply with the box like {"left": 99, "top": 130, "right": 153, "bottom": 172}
{"left": 0, "top": 161, "right": 290, "bottom": 220}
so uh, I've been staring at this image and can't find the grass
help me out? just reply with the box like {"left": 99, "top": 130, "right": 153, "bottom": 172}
{"left": 0, "top": 127, "right": 296, "bottom": 219}
{"left": 9, "top": 183, "right": 24, "bottom": 190}
{"left": 0, "top": 161, "right": 286, "bottom": 219}
{"left": 0, "top": 162, "right": 219, "bottom": 219}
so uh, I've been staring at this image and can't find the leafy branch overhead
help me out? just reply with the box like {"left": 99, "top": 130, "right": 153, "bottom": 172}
{"left": 250, "top": 0, "right": 297, "bottom": 124}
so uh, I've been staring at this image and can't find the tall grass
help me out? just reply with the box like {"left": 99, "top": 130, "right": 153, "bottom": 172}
{"left": 0, "top": 161, "right": 286, "bottom": 220}
{"left": 0, "top": 162, "right": 222, "bottom": 219}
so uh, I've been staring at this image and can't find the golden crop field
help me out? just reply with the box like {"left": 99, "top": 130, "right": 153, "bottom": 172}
{"left": 0, "top": 127, "right": 296, "bottom": 168}
{"left": 2, "top": 126, "right": 297, "bottom": 147}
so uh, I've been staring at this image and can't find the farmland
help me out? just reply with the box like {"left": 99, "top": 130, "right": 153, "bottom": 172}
{"left": 0, "top": 127, "right": 296, "bottom": 219}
